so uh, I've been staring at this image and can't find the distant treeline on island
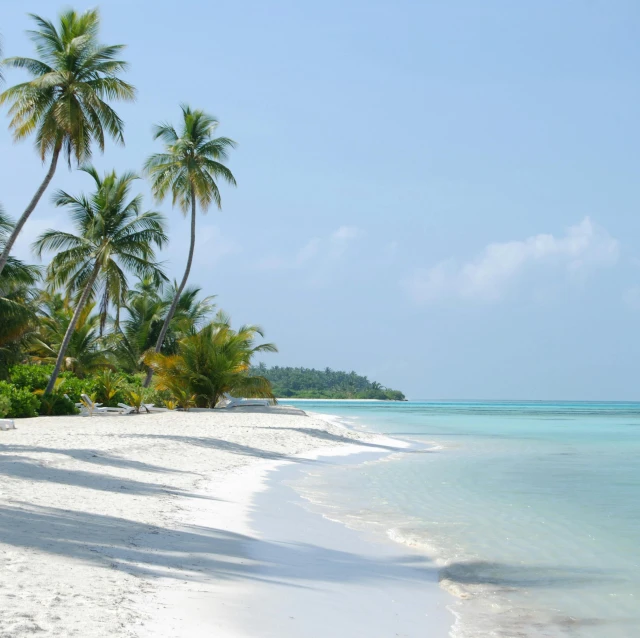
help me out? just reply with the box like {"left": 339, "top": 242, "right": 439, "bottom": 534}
{"left": 252, "top": 364, "right": 406, "bottom": 401}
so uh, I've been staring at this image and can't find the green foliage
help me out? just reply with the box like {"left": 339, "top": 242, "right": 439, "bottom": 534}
{"left": 144, "top": 105, "right": 237, "bottom": 214}
{"left": 38, "top": 393, "right": 77, "bottom": 416}
{"left": 0, "top": 381, "right": 40, "bottom": 418}
{"left": 148, "top": 312, "right": 277, "bottom": 408}
{"left": 92, "top": 370, "right": 126, "bottom": 407}
{"left": 29, "top": 293, "right": 113, "bottom": 376}
{"left": 0, "top": 8, "right": 135, "bottom": 163}
{"left": 252, "top": 365, "right": 406, "bottom": 401}
{"left": 123, "top": 387, "right": 150, "bottom": 413}
{"left": 0, "top": 207, "right": 40, "bottom": 376}
{"left": 56, "top": 374, "right": 95, "bottom": 403}
{"left": 9, "top": 364, "right": 53, "bottom": 390}
{"left": 33, "top": 166, "right": 169, "bottom": 393}
{"left": 0, "top": 394, "right": 11, "bottom": 418}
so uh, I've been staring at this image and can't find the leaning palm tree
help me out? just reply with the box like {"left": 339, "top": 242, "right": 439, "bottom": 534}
{"left": 147, "top": 311, "right": 277, "bottom": 408}
{"left": 0, "top": 8, "right": 135, "bottom": 276}
{"left": 33, "top": 166, "right": 167, "bottom": 394}
{"left": 142, "top": 105, "right": 236, "bottom": 386}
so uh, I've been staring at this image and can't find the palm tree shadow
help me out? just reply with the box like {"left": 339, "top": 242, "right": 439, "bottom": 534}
{"left": 121, "top": 433, "right": 319, "bottom": 464}
{"left": 0, "top": 503, "right": 619, "bottom": 592}
{"left": 0, "top": 455, "right": 214, "bottom": 500}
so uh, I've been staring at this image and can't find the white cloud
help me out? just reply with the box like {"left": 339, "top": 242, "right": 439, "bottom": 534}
{"left": 296, "top": 237, "right": 321, "bottom": 264}
{"left": 257, "top": 226, "right": 361, "bottom": 271}
{"left": 329, "top": 225, "right": 362, "bottom": 257}
{"left": 403, "top": 217, "right": 619, "bottom": 304}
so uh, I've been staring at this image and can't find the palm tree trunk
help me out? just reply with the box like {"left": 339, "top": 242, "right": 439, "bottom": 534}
{"left": 45, "top": 260, "right": 101, "bottom": 395}
{"left": 0, "top": 142, "right": 62, "bottom": 277}
{"left": 143, "top": 188, "right": 197, "bottom": 388}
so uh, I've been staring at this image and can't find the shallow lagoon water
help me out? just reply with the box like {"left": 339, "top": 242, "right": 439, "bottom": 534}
{"left": 283, "top": 400, "right": 640, "bottom": 637}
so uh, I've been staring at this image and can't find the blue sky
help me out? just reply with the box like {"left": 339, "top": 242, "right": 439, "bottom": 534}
{"left": 2, "top": 0, "right": 640, "bottom": 399}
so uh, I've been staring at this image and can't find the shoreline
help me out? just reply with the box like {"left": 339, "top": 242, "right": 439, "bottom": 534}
{"left": 0, "top": 406, "right": 451, "bottom": 637}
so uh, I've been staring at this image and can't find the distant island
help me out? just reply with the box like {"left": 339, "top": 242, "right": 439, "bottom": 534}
{"left": 252, "top": 364, "right": 406, "bottom": 401}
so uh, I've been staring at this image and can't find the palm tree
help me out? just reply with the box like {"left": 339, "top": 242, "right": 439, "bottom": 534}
{"left": 33, "top": 166, "right": 167, "bottom": 394}
{"left": 142, "top": 105, "right": 236, "bottom": 386}
{"left": 112, "top": 279, "right": 215, "bottom": 372}
{"left": 0, "top": 206, "right": 40, "bottom": 375}
{"left": 0, "top": 8, "right": 135, "bottom": 276}
{"left": 30, "top": 293, "right": 113, "bottom": 376}
{"left": 147, "top": 311, "right": 277, "bottom": 408}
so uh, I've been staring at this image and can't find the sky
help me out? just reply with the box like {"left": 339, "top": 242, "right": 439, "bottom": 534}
{"left": 2, "top": 0, "right": 640, "bottom": 400}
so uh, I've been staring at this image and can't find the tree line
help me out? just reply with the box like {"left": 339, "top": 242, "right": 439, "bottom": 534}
{"left": 252, "top": 365, "right": 406, "bottom": 401}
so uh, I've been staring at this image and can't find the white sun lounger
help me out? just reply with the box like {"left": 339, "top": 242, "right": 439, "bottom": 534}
{"left": 80, "top": 394, "right": 124, "bottom": 416}
{"left": 220, "top": 393, "right": 271, "bottom": 408}
{"left": 116, "top": 402, "right": 168, "bottom": 414}
{"left": 0, "top": 419, "right": 16, "bottom": 431}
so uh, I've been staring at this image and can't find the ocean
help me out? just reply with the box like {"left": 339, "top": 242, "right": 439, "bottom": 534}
{"left": 283, "top": 400, "right": 640, "bottom": 638}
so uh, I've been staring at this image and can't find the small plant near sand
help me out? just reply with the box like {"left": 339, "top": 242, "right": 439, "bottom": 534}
{"left": 92, "top": 370, "right": 125, "bottom": 407}
{"left": 124, "top": 388, "right": 150, "bottom": 414}
{"left": 163, "top": 398, "right": 179, "bottom": 411}
{"left": 0, "top": 395, "right": 10, "bottom": 418}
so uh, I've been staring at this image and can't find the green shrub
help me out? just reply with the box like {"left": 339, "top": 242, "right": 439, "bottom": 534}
{"left": 9, "top": 364, "right": 54, "bottom": 391}
{"left": 56, "top": 375, "right": 95, "bottom": 403}
{"left": 144, "top": 387, "right": 172, "bottom": 408}
{"left": 0, "top": 381, "right": 41, "bottom": 418}
{"left": 38, "top": 393, "right": 78, "bottom": 416}
{"left": 0, "top": 394, "right": 10, "bottom": 418}
{"left": 92, "top": 370, "right": 127, "bottom": 407}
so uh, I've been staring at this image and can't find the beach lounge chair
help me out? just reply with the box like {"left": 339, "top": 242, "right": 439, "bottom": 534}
{"left": 117, "top": 403, "right": 138, "bottom": 415}
{"left": 116, "top": 402, "right": 168, "bottom": 414}
{"left": 0, "top": 419, "right": 16, "bottom": 431}
{"left": 80, "top": 394, "right": 123, "bottom": 416}
{"left": 219, "top": 393, "right": 271, "bottom": 408}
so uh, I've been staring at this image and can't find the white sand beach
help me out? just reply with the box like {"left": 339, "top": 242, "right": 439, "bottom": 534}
{"left": 0, "top": 407, "right": 451, "bottom": 637}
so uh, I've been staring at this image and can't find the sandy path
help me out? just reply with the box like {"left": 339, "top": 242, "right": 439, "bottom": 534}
{"left": 0, "top": 408, "right": 373, "bottom": 637}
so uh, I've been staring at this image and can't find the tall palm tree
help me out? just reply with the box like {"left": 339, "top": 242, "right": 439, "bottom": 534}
{"left": 0, "top": 8, "right": 135, "bottom": 276}
{"left": 33, "top": 166, "right": 167, "bottom": 394}
{"left": 142, "top": 104, "right": 236, "bottom": 386}
{"left": 147, "top": 311, "right": 277, "bottom": 408}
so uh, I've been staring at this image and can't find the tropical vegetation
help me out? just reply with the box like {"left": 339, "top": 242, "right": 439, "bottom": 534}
{"left": 253, "top": 365, "right": 406, "bottom": 400}
{"left": 0, "top": 7, "right": 405, "bottom": 418}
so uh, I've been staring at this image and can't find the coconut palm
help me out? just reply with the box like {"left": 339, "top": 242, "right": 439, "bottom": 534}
{"left": 112, "top": 279, "right": 215, "bottom": 373}
{"left": 33, "top": 166, "right": 167, "bottom": 394}
{"left": 146, "top": 312, "right": 277, "bottom": 408}
{"left": 30, "top": 293, "right": 113, "bottom": 376}
{"left": 0, "top": 8, "right": 135, "bottom": 276}
{"left": 142, "top": 105, "right": 236, "bottom": 386}
{"left": 0, "top": 206, "right": 40, "bottom": 374}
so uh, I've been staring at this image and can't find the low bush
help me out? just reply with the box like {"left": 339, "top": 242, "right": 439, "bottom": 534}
{"left": 56, "top": 374, "right": 95, "bottom": 403}
{"left": 0, "top": 381, "right": 41, "bottom": 418}
{"left": 38, "top": 392, "right": 78, "bottom": 416}
{"left": 9, "top": 364, "right": 54, "bottom": 391}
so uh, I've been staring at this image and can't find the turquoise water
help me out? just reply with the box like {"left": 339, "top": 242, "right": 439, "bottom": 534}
{"left": 284, "top": 401, "right": 640, "bottom": 638}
